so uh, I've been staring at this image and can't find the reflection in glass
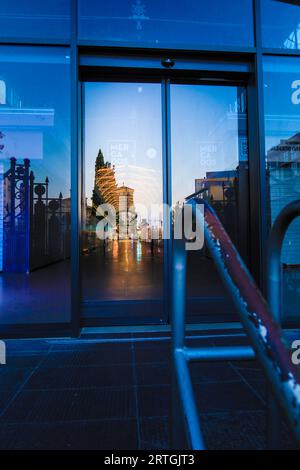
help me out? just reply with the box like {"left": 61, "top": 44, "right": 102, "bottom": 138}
{"left": 79, "top": 0, "right": 253, "bottom": 48}
{"left": 264, "top": 56, "right": 300, "bottom": 323}
{"left": 0, "top": 46, "right": 71, "bottom": 324}
{"left": 261, "top": 0, "right": 300, "bottom": 49}
{"left": 82, "top": 82, "right": 163, "bottom": 319}
{"left": 171, "top": 84, "right": 249, "bottom": 321}
{"left": 0, "top": 1, "right": 71, "bottom": 41}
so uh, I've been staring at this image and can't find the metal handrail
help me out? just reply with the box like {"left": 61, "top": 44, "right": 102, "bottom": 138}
{"left": 266, "top": 199, "right": 300, "bottom": 449}
{"left": 172, "top": 197, "right": 300, "bottom": 450}
{"left": 267, "top": 200, "right": 300, "bottom": 325}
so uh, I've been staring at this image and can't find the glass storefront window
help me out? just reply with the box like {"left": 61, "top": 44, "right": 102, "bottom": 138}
{"left": 261, "top": 0, "right": 300, "bottom": 50}
{"left": 78, "top": 0, "right": 254, "bottom": 49}
{"left": 263, "top": 55, "right": 300, "bottom": 323}
{"left": 0, "top": 1, "right": 71, "bottom": 41}
{"left": 0, "top": 46, "right": 71, "bottom": 324}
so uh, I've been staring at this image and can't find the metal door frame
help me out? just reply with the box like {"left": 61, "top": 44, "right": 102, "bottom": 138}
{"left": 73, "top": 51, "right": 264, "bottom": 331}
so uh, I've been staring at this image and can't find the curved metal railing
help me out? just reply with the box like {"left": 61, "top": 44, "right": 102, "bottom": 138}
{"left": 172, "top": 196, "right": 300, "bottom": 449}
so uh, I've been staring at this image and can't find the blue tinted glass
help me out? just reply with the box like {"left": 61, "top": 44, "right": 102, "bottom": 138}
{"left": 0, "top": 46, "right": 71, "bottom": 324}
{"left": 263, "top": 56, "right": 300, "bottom": 323}
{"left": 0, "top": 0, "right": 71, "bottom": 41}
{"left": 82, "top": 82, "right": 164, "bottom": 321}
{"left": 79, "top": 0, "right": 254, "bottom": 48}
{"left": 261, "top": 0, "right": 300, "bottom": 49}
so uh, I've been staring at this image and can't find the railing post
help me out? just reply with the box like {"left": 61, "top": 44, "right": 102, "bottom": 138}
{"left": 267, "top": 200, "right": 300, "bottom": 325}
{"left": 171, "top": 238, "right": 187, "bottom": 449}
{"left": 267, "top": 199, "right": 300, "bottom": 449}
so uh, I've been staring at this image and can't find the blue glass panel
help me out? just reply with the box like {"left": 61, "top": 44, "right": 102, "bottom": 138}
{"left": 261, "top": 0, "right": 300, "bottom": 49}
{"left": 82, "top": 82, "right": 164, "bottom": 322}
{"left": 79, "top": 0, "right": 254, "bottom": 48}
{"left": 263, "top": 56, "right": 300, "bottom": 323}
{"left": 0, "top": 46, "right": 71, "bottom": 324}
{"left": 0, "top": 0, "right": 71, "bottom": 41}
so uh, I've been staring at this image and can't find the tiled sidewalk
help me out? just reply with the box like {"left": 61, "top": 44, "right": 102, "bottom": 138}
{"left": 0, "top": 331, "right": 297, "bottom": 449}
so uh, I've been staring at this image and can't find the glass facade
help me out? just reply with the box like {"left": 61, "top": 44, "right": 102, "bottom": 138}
{"left": 263, "top": 55, "right": 300, "bottom": 323}
{"left": 78, "top": 0, "right": 254, "bottom": 48}
{"left": 0, "top": 1, "right": 299, "bottom": 333}
{"left": 0, "top": 46, "right": 71, "bottom": 325}
{"left": 261, "top": 0, "right": 300, "bottom": 49}
{"left": 0, "top": 1, "right": 71, "bottom": 41}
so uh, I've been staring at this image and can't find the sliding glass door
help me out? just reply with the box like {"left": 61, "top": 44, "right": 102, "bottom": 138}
{"left": 81, "top": 78, "right": 249, "bottom": 325}
{"left": 170, "top": 83, "right": 249, "bottom": 322}
{"left": 81, "top": 81, "right": 165, "bottom": 324}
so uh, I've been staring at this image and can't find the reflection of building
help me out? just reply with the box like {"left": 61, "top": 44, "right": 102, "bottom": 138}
{"left": 92, "top": 149, "right": 136, "bottom": 215}
{"left": 267, "top": 132, "right": 300, "bottom": 166}
{"left": 117, "top": 184, "right": 135, "bottom": 211}
{"left": 267, "top": 132, "right": 300, "bottom": 265}
{"left": 195, "top": 170, "right": 237, "bottom": 202}
{"left": 117, "top": 184, "right": 136, "bottom": 238}
{"left": 0, "top": 158, "right": 70, "bottom": 273}
{"left": 87, "top": 149, "right": 137, "bottom": 241}
{"left": 195, "top": 170, "right": 238, "bottom": 243}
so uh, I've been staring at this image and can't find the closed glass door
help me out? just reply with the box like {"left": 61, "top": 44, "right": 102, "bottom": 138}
{"left": 170, "top": 83, "right": 249, "bottom": 322}
{"left": 81, "top": 78, "right": 249, "bottom": 325}
{"left": 81, "top": 81, "right": 165, "bottom": 324}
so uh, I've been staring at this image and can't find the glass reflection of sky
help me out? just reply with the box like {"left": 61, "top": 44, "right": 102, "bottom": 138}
{"left": 264, "top": 56, "right": 300, "bottom": 153}
{"left": 261, "top": 0, "right": 300, "bottom": 49}
{"left": 263, "top": 55, "right": 300, "bottom": 266}
{"left": 0, "top": 47, "right": 70, "bottom": 199}
{"left": 79, "top": 0, "right": 254, "bottom": 48}
{"left": 171, "top": 84, "right": 245, "bottom": 204}
{"left": 85, "top": 82, "right": 245, "bottom": 212}
{"left": 85, "top": 82, "right": 163, "bottom": 222}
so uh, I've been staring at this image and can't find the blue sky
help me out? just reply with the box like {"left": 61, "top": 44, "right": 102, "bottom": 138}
{"left": 84, "top": 81, "right": 244, "bottom": 213}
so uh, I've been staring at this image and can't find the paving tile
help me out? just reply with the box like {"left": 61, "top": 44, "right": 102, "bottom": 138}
{"left": 138, "top": 386, "right": 171, "bottom": 418}
{"left": 194, "top": 380, "right": 265, "bottom": 413}
{"left": 0, "top": 419, "right": 138, "bottom": 450}
{"left": 1, "top": 388, "right": 136, "bottom": 422}
{"left": 230, "top": 359, "right": 265, "bottom": 382}
{"left": 134, "top": 343, "right": 171, "bottom": 364}
{"left": 189, "top": 361, "right": 240, "bottom": 384}
{"left": 0, "top": 335, "right": 294, "bottom": 450}
{"left": 0, "top": 367, "right": 33, "bottom": 389}
{"left": 136, "top": 351, "right": 239, "bottom": 386}
{"left": 0, "top": 367, "right": 34, "bottom": 415}
{"left": 41, "top": 346, "right": 132, "bottom": 368}
{"left": 25, "top": 364, "right": 133, "bottom": 390}
{"left": 0, "top": 389, "right": 19, "bottom": 413}
{"left": 140, "top": 417, "right": 170, "bottom": 450}
{"left": 245, "top": 379, "right": 267, "bottom": 404}
{"left": 5, "top": 353, "right": 46, "bottom": 369}
{"left": 136, "top": 364, "right": 171, "bottom": 386}
{"left": 201, "top": 410, "right": 297, "bottom": 450}
{"left": 30, "top": 364, "right": 132, "bottom": 390}
{"left": 201, "top": 411, "right": 267, "bottom": 450}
